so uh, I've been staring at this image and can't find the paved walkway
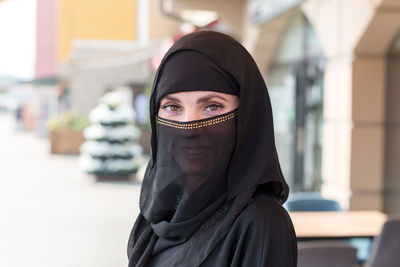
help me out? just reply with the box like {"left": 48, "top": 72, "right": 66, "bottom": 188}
{"left": 0, "top": 113, "right": 141, "bottom": 267}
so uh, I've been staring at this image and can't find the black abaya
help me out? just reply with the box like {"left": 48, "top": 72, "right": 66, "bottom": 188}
{"left": 146, "top": 187, "right": 297, "bottom": 267}
{"left": 127, "top": 31, "right": 297, "bottom": 267}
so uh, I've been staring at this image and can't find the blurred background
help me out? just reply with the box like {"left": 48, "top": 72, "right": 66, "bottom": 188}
{"left": 0, "top": 0, "right": 399, "bottom": 266}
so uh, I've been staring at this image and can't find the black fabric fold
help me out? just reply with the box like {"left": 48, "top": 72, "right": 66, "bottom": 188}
{"left": 151, "top": 194, "right": 226, "bottom": 254}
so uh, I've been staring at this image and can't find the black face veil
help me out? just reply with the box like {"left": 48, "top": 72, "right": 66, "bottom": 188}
{"left": 143, "top": 50, "right": 239, "bottom": 226}
{"left": 128, "top": 31, "right": 289, "bottom": 267}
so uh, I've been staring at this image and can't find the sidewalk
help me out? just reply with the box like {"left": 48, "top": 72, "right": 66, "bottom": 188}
{"left": 0, "top": 113, "right": 141, "bottom": 267}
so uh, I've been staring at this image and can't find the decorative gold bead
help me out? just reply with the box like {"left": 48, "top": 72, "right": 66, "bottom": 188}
{"left": 156, "top": 111, "right": 238, "bottom": 129}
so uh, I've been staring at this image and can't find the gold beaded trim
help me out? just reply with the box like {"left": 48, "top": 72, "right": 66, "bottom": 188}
{"left": 156, "top": 110, "right": 238, "bottom": 130}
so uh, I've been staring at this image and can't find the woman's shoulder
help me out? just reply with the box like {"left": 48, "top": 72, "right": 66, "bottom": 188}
{"left": 207, "top": 188, "right": 297, "bottom": 266}
{"left": 235, "top": 187, "right": 293, "bottom": 230}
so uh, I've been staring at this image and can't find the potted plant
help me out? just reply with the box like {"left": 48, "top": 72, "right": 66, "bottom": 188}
{"left": 48, "top": 112, "right": 88, "bottom": 154}
{"left": 79, "top": 91, "right": 146, "bottom": 181}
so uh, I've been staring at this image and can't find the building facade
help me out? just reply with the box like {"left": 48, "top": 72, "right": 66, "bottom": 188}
{"left": 59, "top": 0, "right": 181, "bottom": 114}
{"left": 172, "top": 0, "right": 400, "bottom": 213}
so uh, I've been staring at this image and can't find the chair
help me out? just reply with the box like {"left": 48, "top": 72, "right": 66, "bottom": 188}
{"left": 297, "top": 241, "right": 358, "bottom": 267}
{"left": 285, "top": 192, "right": 370, "bottom": 263}
{"left": 364, "top": 217, "right": 400, "bottom": 267}
{"left": 284, "top": 192, "right": 343, "bottom": 212}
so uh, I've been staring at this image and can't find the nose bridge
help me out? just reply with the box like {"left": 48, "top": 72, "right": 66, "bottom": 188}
{"left": 184, "top": 105, "right": 201, "bottom": 122}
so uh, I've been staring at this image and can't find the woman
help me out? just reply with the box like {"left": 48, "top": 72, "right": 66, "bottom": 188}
{"left": 127, "top": 31, "right": 297, "bottom": 266}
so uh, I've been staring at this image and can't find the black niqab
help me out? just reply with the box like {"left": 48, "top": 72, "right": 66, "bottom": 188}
{"left": 128, "top": 31, "right": 296, "bottom": 267}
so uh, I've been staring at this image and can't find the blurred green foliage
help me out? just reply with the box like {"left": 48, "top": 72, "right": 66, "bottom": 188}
{"left": 48, "top": 112, "right": 89, "bottom": 132}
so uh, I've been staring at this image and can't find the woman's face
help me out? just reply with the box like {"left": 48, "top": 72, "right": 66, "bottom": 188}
{"left": 158, "top": 91, "right": 239, "bottom": 121}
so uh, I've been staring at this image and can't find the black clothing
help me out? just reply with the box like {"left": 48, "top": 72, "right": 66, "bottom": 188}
{"left": 128, "top": 31, "right": 297, "bottom": 267}
{"left": 155, "top": 50, "right": 240, "bottom": 105}
{"left": 146, "top": 188, "right": 297, "bottom": 267}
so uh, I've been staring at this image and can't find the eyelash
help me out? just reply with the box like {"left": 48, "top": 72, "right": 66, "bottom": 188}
{"left": 205, "top": 103, "right": 223, "bottom": 112}
{"left": 160, "top": 103, "right": 224, "bottom": 113}
{"left": 161, "top": 104, "right": 181, "bottom": 112}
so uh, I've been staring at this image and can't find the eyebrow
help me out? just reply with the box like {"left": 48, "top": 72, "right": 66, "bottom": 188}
{"left": 162, "top": 96, "right": 181, "bottom": 103}
{"left": 160, "top": 93, "right": 229, "bottom": 104}
{"left": 196, "top": 94, "right": 228, "bottom": 103}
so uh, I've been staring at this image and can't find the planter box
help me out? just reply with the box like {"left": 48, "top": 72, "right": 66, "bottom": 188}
{"left": 50, "top": 128, "right": 85, "bottom": 155}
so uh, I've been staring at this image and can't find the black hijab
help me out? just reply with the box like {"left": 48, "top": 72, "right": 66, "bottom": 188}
{"left": 128, "top": 31, "right": 289, "bottom": 267}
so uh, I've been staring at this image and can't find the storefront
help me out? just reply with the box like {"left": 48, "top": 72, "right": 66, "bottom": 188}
{"left": 267, "top": 12, "right": 325, "bottom": 192}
